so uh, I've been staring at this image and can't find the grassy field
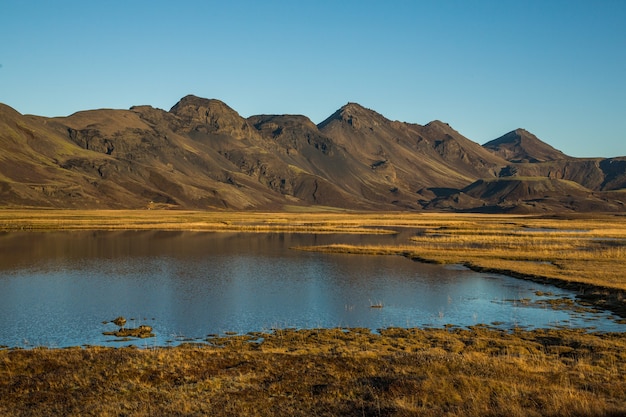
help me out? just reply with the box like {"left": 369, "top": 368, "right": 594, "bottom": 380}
{"left": 1, "top": 327, "right": 626, "bottom": 416}
{"left": 0, "top": 209, "right": 397, "bottom": 233}
{"left": 1, "top": 209, "right": 626, "bottom": 416}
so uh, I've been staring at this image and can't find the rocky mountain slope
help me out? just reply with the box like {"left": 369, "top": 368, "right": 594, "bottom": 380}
{"left": 1, "top": 95, "right": 624, "bottom": 212}
{"left": 483, "top": 128, "right": 569, "bottom": 163}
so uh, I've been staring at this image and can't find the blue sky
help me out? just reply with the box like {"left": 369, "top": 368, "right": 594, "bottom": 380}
{"left": 1, "top": 1, "right": 625, "bottom": 157}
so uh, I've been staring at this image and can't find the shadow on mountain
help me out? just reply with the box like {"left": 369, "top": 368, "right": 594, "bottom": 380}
{"left": 1, "top": 96, "right": 624, "bottom": 213}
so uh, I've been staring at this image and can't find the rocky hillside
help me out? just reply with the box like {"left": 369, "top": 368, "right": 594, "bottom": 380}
{"left": 483, "top": 129, "right": 569, "bottom": 163}
{"left": 1, "top": 95, "right": 624, "bottom": 212}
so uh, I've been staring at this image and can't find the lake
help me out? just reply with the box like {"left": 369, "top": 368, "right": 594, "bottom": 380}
{"left": 0, "top": 230, "right": 624, "bottom": 348}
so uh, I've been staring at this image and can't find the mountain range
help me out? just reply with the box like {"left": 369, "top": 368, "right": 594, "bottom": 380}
{"left": 1, "top": 95, "right": 625, "bottom": 213}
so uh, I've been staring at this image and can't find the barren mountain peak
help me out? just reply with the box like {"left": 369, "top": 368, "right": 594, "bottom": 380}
{"left": 495, "top": 128, "right": 539, "bottom": 142}
{"left": 167, "top": 95, "right": 252, "bottom": 141}
{"left": 340, "top": 102, "right": 384, "bottom": 118}
{"left": 484, "top": 128, "right": 568, "bottom": 162}
{"left": 170, "top": 95, "right": 233, "bottom": 113}
{"left": 318, "top": 102, "right": 387, "bottom": 130}
{"left": 425, "top": 120, "right": 452, "bottom": 129}
{"left": 423, "top": 120, "right": 461, "bottom": 137}
{"left": 341, "top": 102, "right": 367, "bottom": 111}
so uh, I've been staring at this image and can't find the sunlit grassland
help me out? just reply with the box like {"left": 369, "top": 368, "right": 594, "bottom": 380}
{"left": 1, "top": 327, "right": 625, "bottom": 417}
{"left": 0, "top": 209, "right": 397, "bottom": 234}
{"left": 0, "top": 209, "right": 537, "bottom": 232}
{"left": 407, "top": 230, "right": 626, "bottom": 288}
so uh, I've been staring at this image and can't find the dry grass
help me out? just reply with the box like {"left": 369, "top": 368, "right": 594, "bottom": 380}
{"left": 0, "top": 209, "right": 397, "bottom": 234}
{"left": 410, "top": 226, "right": 626, "bottom": 289}
{"left": 0, "top": 209, "right": 545, "bottom": 233}
{"left": 1, "top": 328, "right": 625, "bottom": 417}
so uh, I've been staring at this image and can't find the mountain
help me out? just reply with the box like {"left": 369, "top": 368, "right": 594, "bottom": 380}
{"left": 485, "top": 129, "right": 626, "bottom": 192}
{"left": 1, "top": 95, "right": 625, "bottom": 212}
{"left": 436, "top": 177, "right": 625, "bottom": 213}
{"left": 483, "top": 129, "right": 568, "bottom": 162}
{"left": 318, "top": 103, "right": 505, "bottom": 191}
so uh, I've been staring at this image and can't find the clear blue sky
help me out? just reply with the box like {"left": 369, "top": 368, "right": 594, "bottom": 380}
{"left": 1, "top": 0, "right": 625, "bottom": 157}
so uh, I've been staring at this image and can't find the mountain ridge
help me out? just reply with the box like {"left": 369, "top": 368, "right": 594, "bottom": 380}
{"left": 484, "top": 129, "right": 569, "bottom": 162}
{"left": 1, "top": 96, "right": 624, "bottom": 212}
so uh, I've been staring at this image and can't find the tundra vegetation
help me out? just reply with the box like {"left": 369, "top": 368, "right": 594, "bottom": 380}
{"left": 1, "top": 210, "right": 625, "bottom": 416}
{"left": 1, "top": 328, "right": 626, "bottom": 416}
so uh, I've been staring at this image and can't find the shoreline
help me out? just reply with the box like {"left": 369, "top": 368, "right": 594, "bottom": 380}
{"left": 462, "top": 262, "right": 626, "bottom": 320}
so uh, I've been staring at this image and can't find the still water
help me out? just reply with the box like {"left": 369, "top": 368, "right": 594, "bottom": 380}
{"left": 0, "top": 231, "right": 623, "bottom": 347}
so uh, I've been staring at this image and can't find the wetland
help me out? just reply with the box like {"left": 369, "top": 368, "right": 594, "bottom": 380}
{"left": 1, "top": 210, "right": 626, "bottom": 416}
{"left": 1, "top": 230, "right": 624, "bottom": 348}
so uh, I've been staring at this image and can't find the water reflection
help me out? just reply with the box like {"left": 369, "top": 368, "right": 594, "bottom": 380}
{"left": 0, "top": 231, "right": 623, "bottom": 348}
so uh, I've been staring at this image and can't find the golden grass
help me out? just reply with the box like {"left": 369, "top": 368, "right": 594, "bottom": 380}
{"left": 1, "top": 328, "right": 625, "bottom": 417}
{"left": 0, "top": 209, "right": 397, "bottom": 234}
{"left": 404, "top": 229, "right": 626, "bottom": 287}
{"left": 0, "top": 209, "right": 536, "bottom": 231}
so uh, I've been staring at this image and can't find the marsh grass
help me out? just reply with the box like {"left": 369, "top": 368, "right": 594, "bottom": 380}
{"left": 406, "top": 224, "right": 626, "bottom": 292}
{"left": 1, "top": 328, "right": 625, "bottom": 417}
{"left": 0, "top": 209, "right": 397, "bottom": 234}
